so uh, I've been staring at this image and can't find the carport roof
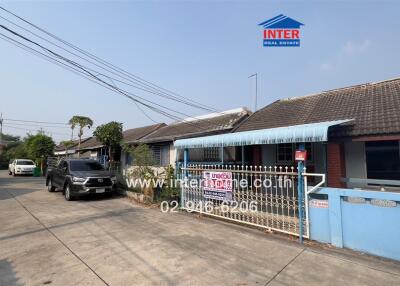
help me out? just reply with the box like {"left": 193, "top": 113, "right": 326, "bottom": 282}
{"left": 174, "top": 119, "right": 352, "bottom": 149}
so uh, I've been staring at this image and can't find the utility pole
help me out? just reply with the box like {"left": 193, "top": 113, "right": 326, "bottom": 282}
{"left": 0, "top": 113, "right": 3, "bottom": 144}
{"left": 249, "top": 73, "right": 258, "bottom": 111}
{"left": 0, "top": 113, "right": 3, "bottom": 155}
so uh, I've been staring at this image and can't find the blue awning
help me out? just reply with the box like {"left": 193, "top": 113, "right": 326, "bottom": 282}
{"left": 174, "top": 119, "right": 352, "bottom": 149}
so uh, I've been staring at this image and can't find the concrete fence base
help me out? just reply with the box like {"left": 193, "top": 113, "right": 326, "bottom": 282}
{"left": 309, "top": 187, "right": 400, "bottom": 261}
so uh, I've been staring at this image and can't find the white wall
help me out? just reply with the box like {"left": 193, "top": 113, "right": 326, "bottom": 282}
{"left": 169, "top": 144, "right": 176, "bottom": 166}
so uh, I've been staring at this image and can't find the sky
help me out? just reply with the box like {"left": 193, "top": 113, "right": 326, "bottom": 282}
{"left": 1, "top": 0, "right": 400, "bottom": 143}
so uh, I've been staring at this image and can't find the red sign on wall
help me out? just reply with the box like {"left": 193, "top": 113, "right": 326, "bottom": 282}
{"left": 295, "top": 150, "right": 307, "bottom": 161}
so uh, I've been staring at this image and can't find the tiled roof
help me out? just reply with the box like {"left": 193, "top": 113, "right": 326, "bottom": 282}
{"left": 141, "top": 108, "right": 251, "bottom": 143}
{"left": 235, "top": 78, "right": 400, "bottom": 138}
{"left": 123, "top": 123, "right": 166, "bottom": 143}
{"left": 55, "top": 124, "right": 165, "bottom": 151}
{"left": 79, "top": 137, "right": 103, "bottom": 150}
{"left": 54, "top": 138, "right": 90, "bottom": 151}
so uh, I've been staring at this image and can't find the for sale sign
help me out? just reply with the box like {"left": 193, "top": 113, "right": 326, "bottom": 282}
{"left": 203, "top": 171, "right": 233, "bottom": 201}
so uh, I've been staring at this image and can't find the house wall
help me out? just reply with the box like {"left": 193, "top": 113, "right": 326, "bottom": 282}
{"left": 169, "top": 144, "right": 176, "bottom": 166}
{"left": 327, "top": 143, "right": 346, "bottom": 188}
{"left": 344, "top": 141, "right": 367, "bottom": 188}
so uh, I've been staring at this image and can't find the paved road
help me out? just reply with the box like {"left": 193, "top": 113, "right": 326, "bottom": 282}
{"left": 1, "top": 170, "right": 400, "bottom": 286}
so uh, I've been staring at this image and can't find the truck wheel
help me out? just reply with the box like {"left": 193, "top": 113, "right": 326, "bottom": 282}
{"left": 64, "top": 184, "right": 74, "bottom": 201}
{"left": 47, "top": 178, "right": 56, "bottom": 192}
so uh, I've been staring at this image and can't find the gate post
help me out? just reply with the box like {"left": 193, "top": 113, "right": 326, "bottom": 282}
{"left": 297, "top": 143, "right": 305, "bottom": 243}
{"left": 181, "top": 148, "right": 189, "bottom": 208}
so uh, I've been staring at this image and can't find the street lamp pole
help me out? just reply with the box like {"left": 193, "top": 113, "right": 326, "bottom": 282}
{"left": 249, "top": 73, "right": 258, "bottom": 111}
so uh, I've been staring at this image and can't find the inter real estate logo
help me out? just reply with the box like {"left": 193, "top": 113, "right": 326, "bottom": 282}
{"left": 258, "top": 14, "right": 304, "bottom": 47}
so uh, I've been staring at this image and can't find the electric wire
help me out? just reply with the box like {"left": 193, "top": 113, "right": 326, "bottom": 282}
{"left": 0, "top": 7, "right": 218, "bottom": 113}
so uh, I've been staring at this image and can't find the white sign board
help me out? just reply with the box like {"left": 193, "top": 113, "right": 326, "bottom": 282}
{"left": 203, "top": 171, "right": 233, "bottom": 201}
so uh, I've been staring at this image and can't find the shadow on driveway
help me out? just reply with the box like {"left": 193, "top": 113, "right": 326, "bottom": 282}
{"left": 0, "top": 259, "right": 22, "bottom": 286}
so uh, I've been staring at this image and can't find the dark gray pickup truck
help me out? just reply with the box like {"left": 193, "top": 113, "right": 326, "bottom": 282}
{"left": 46, "top": 158, "right": 116, "bottom": 201}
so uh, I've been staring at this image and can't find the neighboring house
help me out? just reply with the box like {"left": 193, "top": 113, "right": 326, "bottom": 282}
{"left": 174, "top": 78, "right": 400, "bottom": 190}
{"left": 54, "top": 138, "right": 91, "bottom": 157}
{"left": 120, "top": 123, "right": 167, "bottom": 170}
{"left": 76, "top": 137, "right": 106, "bottom": 160}
{"left": 54, "top": 137, "right": 107, "bottom": 162}
{"left": 137, "top": 108, "right": 251, "bottom": 168}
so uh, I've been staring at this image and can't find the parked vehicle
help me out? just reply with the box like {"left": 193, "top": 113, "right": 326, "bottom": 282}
{"left": 46, "top": 158, "right": 116, "bottom": 201}
{"left": 9, "top": 159, "right": 36, "bottom": 176}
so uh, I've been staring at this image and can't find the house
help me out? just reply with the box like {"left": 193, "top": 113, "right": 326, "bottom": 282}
{"left": 120, "top": 123, "right": 166, "bottom": 170}
{"left": 76, "top": 137, "right": 107, "bottom": 161}
{"left": 54, "top": 138, "right": 91, "bottom": 157}
{"left": 54, "top": 137, "right": 104, "bottom": 159}
{"left": 174, "top": 78, "right": 400, "bottom": 190}
{"left": 120, "top": 108, "right": 251, "bottom": 173}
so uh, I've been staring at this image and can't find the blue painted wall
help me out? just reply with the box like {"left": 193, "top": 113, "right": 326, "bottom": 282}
{"left": 309, "top": 199, "right": 330, "bottom": 243}
{"left": 309, "top": 188, "right": 400, "bottom": 261}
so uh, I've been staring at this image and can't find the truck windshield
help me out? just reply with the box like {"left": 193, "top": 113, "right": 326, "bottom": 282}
{"left": 69, "top": 161, "right": 104, "bottom": 171}
{"left": 16, "top": 160, "right": 34, "bottom": 165}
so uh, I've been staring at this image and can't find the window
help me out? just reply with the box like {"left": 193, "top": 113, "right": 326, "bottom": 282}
{"left": 69, "top": 160, "right": 104, "bottom": 171}
{"left": 16, "top": 160, "right": 35, "bottom": 165}
{"left": 203, "top": 147, "right": 220, "bottom": 162}
{"left": 277, "top": 143, "right": 313, "bottom": 164}
{"left": 151, "top": 145, "right": 170, "bottom": 166}
{"left": 125, "top": 152, "right": 133, "bottom": 166}
{"left": 277, "top": 144, "right": 293, "bottom": 163}
{"left": 365, "top": 141, "right": 400, "bottom": 180}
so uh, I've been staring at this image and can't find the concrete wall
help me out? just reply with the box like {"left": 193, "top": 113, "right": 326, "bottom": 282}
{"left": 344, "top": 141, "right": 367, "bottom": 188}
{"left": 309, "top": 187, "right": 400, "bottom": 261}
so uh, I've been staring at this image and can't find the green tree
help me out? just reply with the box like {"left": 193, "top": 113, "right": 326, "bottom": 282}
{"left": 127, "top": 144, "right": 156, "bottom": 200}
{"left": 130, "top": 144, "right": 154, "bottom": 170}
{"left": 25, "top": 133, "right": 55, "bottom": 172}
{"left": 68, "top": 115, "right": 93, "bottom": 157}
{"left": 93, "top": 121, "right": 123, "bottom": 163}
{"left": 5, "top": 142, "right": 29, "bottom": 160}
{"left": 0, "top": 135, "right": 26, "bottom": 169}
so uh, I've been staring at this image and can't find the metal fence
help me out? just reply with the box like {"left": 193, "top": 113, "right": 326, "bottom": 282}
{"left": 180, "top": 164, "right": 312, "bottom": 237}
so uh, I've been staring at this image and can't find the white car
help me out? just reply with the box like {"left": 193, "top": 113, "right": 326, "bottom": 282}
{"left": 9, "top": 159, "right": 36, "bottom": 176}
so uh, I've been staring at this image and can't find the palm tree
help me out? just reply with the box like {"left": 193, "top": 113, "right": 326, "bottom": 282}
{"left": 70, "top": 122, "right": 75, "bottom": 141}
{"left": 68, "top": 116, "right": 93, "bottom": 157}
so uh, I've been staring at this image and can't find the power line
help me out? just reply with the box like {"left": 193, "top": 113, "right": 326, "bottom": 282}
{"left": 4, "top": 118, "right": 69, "bottom": 125}
{"left": 0, "top": 7, "right": 218, "bottom": 113}
{"left": 0, "top": 9, "right": 240, "bottom": 132}
{"left": 4, "top": 121, "right": 72, "bottom": 129}
{"left": 0, "top": 27, "right": 224, "bottom": 131}
{"left": 3, "top": 124, "right": 71, "bottom": 136}
{"left": 0, "top": 31, "right": 167, "bottom": 126}
{"left": 0, "top": 29, "right": 187, "bottom": 122}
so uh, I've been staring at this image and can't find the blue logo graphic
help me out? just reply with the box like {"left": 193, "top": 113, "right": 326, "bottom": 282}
{"left": 258, "top": 14, "right": 304, "bottom": 47}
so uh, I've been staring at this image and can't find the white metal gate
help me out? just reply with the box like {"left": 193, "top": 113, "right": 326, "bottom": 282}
{"left": 180, "top": 164, "right": 323, "bottom": 238}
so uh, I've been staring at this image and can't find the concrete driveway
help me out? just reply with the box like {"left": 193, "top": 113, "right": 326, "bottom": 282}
{"left": 1, "top": 170, "right": 400, "bottom": 286}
